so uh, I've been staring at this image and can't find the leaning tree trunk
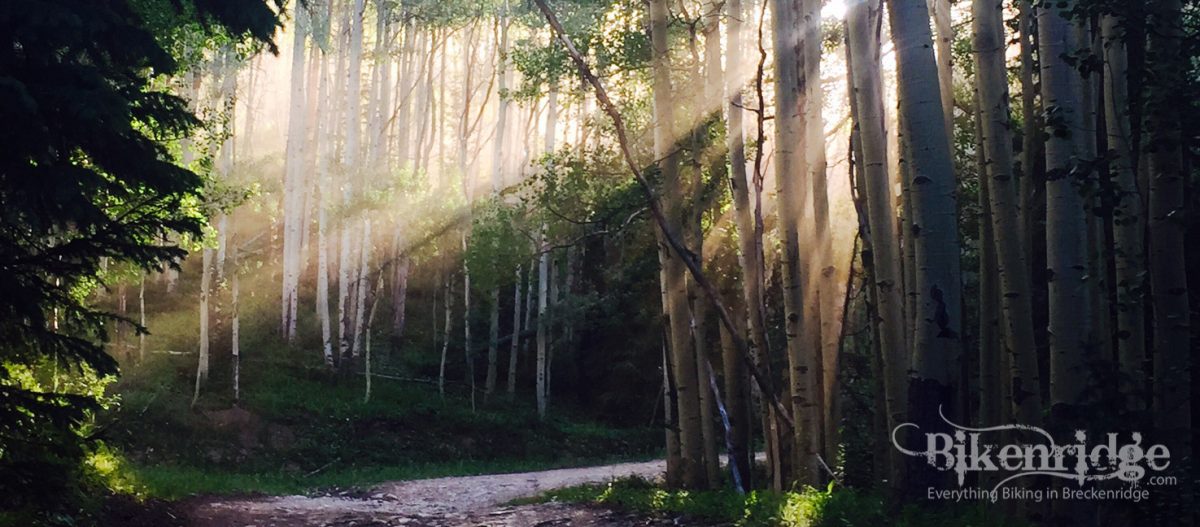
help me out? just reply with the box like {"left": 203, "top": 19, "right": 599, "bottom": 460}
{"left": 887, "top": 0, "right": 963, "bottom": 491}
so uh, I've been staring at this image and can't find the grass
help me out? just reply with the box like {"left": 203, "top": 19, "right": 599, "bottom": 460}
{"left": 521, "top": 477, "right": 1029, "bottom": 527}
{"left": 128, "top": 455, "right": 649, "bottom": 500}
{"left": 98, "top": 320, "right": 660, "bottom": 500}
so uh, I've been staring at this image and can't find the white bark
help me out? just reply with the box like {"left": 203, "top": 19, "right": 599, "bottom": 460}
{"left": 192, "top": 247, "right": 212, "bottom": 407}
{"left": 232, "top": 244, "right": 241, "bottom": 403}
{"left": 439, "top": 275, "right": 454, "bottom": 397}
{"left": 282, "top": 3, "right": 310, "bottom": 341}
{"left": 1038, "top": 0, "right": 1091, "bottom": 408}
{"left": 138, "top": 274, "right": 146, "bottom": 362}
{"left": 507, "top": 265, "right": 522, "bottom": 394}
{"left": 536, "top": 229, "right": 550, "bottom": 419}
{"left": 352, "top": 218, "right": 372, "bottom": 357}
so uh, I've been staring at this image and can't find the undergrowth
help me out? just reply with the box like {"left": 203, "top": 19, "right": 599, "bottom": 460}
{"left": 522, "top": 477, "right": 1028, "bottom": 527}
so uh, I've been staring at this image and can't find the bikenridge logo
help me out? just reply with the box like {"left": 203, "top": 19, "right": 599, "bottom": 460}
{"left": 891, "top": 406, "right": 1176, "bottom": 502}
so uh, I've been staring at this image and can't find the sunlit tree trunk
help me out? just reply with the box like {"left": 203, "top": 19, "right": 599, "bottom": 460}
{"left": 846, "top": 0, "right": 906, "bottom": 482}
{"left": 1101, "top": 15, "right": 1145, "bottom": 404}
{"left": 725, "top": 0, "right": 777, "bottom": 489}
{"left": 1038, "top": 0, "right": 1092, "bottom": 415}
{"left": 231, "top": 240, "right": 241, "bottom": 404}
{"left": 339, "top": 0, "right": 366, "bottom": 365}
{"left": 652, "top": 0, "right": 704, "bottom": 489}
{"left": 395, "top": 19, "right": 416, "bottom": 170}
{"left": 315, "top": 41, "right": 335, "bottom": 369}
{"left": 929, "top": 0, "right": 954, "bottom": 139}
{"left": 351, "top": 219, "right": 372, "bottom": 357}
{"left": 282, "top": 2, "right": 309, "bottom": 342}
{"left": 698, "top": 3, "right": 724, "bottom": 488}
{"left": 888, "top": 0, "right": 963, "bottom": 490}
{"left": 193, "top": 247, "right": 212, "bottom": 407}
{"left": 971, "top": 0, "right": 1042, "bottom": 426}
{"left": 771, "top": 0, "right": 820, "bottom": 486}
{"left": 486, "top": 5, "right": 511, "bottom": 397}
{"left": 802, "top": 0, "right": 836, "bottom": 469}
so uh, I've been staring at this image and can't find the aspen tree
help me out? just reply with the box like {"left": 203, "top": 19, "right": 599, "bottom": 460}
{"left": 887, "top": 0, "right": 963, "bottom": 490}
{"left": 772, "top": 0, "right": 821, "bottom": 486}
{"left": 652, "top": 0, "right": 705, "bottom": 488}
{"left": 1038, "top": 0, "right": 1091, "bottom": 414}
{"left": 1101, "top": 14, "right": 1146, "bottom": 403}
{"left": 846, "top": 0, "right": 907, "bottom": 481}
{"left": 972, "top": 0, "right": 1042, "bottom": 425}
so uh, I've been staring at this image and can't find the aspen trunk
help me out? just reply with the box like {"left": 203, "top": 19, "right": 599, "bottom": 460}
{"left": 652, "top": 0, "right": 705, "bottom": 489}
{"left": 439, "top": 275, "right": 454, "bottom": 397}
{"left": 463, "top": 234, "right": 475, "bottom": 411}
{"left": 888, "top": 0, "right": 963, "bottom": 491}
{"left": 351, "top": 219, "right": 372, "bottom": 358}
{"left": 725, "top": 0, "right": 777, "bottom": 489}
{"left": 771, "top": 0, "right": 820, "bottom": 486}
{"left": 971, "top": 0, "right": 1042, "bottom": 426}
{"left": 486, "top": 286, "right": 499, "bottom": 395}
{"left": 1038, "top": 0, "right": 1091, "bottom": 413}
{"left": 138, "top": 274, "right": 145, "bottom": 362}
{"left": 231, "top": 242, "right": 241, "bottom": 403}
{"left": 846, "top": 0, "right": 907, "bottom": 482}
{"left": 282, "top": 3, "right": 309, "bottom": 342}
{"left": 507, "top": 265, "right": 522, "bottom": 394}
{"left": 929, "top": 0, "right": 954, "bottom": 139}
{"left": 718, "top": 300, "right": 752, "bottom": 490}
{"left": 1101, "top": 15, "right": 1146, "bottom": 404}
{"left": 1147, "top": 1, "right": 1191, "bottom": 512}
{"left": 315, "top": 42, "right": 335, "bottom": 369}
{"left": 192, "top": 247, "right": 212, "bottom": 407}
{"left": 802, "top": 0, "right": 836, "bottom": 469}
{"left": 536, "top": 230, "right": 550, "bottom": 418}
{"left": 390, "top": 254, "right": 410, "bottom": 349}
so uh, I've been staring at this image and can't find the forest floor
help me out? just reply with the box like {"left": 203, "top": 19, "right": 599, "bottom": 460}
{"left": 179, "top": 458, "right": 699, "bottom": 526}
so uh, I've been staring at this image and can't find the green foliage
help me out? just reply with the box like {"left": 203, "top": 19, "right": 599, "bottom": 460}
{"left": 527, "top": 478, "right": 1029, "bottom": 527}
{"left": 0, "top": 0, "right": 277, "bottom": 520}
{"left": 98, "top": 334, "right": 660, "bottom": 500}
{"left": 510, "top": 0, "right": 648, "bottom": 100}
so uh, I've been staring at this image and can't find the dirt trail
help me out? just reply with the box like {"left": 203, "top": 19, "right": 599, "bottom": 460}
{"left": 187, "top": 459, "right": 679, "bottom": 526}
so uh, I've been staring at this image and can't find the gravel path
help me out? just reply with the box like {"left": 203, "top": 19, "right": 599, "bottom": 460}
{"left": 186, "top": 459, "right": 674, "bottom": 526}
